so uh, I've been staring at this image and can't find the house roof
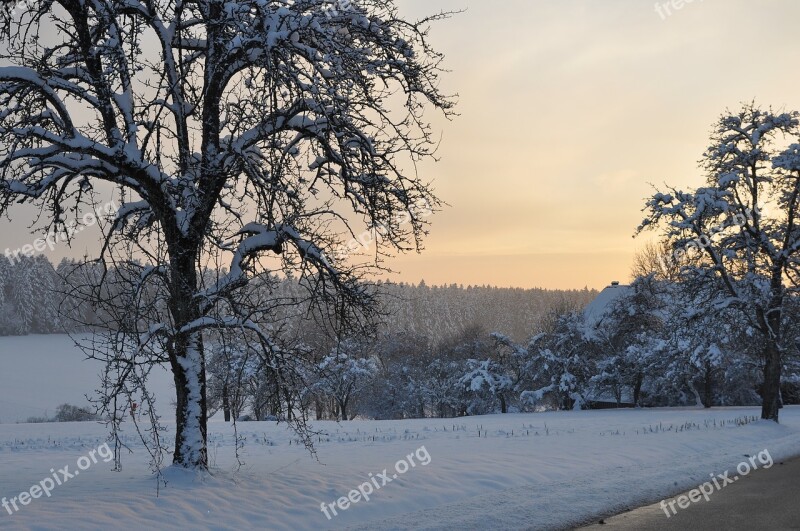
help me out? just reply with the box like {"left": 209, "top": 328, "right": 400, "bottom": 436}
{"left": 583, "top": 282, "right": 631, "bottom": 328}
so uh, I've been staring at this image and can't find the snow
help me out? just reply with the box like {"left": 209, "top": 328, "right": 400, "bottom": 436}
{"left": 3, "top": 337, "right": 800, "bottom": 530}
{"left": 583, "top": 283, "right": 631, "bottom": 329}
{"left": 773, "top": 143, "right": 800, "bottom": 171}
{"left": 1, "top": 389, "right": 800, "bottom": 528}
{"left": 0, "top": 335, "right": 174, "bottom": 424}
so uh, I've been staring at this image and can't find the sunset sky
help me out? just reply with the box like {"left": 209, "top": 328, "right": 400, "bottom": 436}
{"left": 384, "top": 0, "right": 800, "bottom": 289}
{"left": 2, "top": 0, "right": 800, "bottom": 290}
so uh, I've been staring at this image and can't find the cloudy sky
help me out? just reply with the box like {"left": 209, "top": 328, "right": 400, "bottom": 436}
{"left": 2, "top": 0, "right": 800, "bottom": 290}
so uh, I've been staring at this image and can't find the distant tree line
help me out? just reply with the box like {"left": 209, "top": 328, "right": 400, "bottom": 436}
{"left": 209, "top": 103, "right": 800, "bottom": 423}
{"left": 24, "top": 403, "right": 99, "bottom": 424}
{"left": 231, "top": 253, "right": 798, "bottom": 424}
{"left": 0, "top": 254, "right": 596, "bottom": 340}
{"left": 0, "top": 254, "right": 62, "bottom": 335}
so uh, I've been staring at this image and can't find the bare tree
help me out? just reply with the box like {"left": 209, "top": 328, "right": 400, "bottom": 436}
{"left": 630, "top": 240, "right": 681, "bottom": 282}
{"left": 0, "top": 0, "right": 454, "bottom": 469}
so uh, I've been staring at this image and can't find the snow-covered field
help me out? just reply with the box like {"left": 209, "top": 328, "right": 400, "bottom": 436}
{"left": 3, "top": 336, "right": 800, "bottom": 530}
{"left": 0, "top": 335, "right": 175, "bottom": 423}
{"left": 1, "top": 407, "right": 799, "bottom": 530}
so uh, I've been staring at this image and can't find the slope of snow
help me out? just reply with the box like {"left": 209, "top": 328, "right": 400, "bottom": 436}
{"left": 1, "top": 407, "right": 799, "bottom": 530}
{"left": 0, "top": 335, "right": 175, "bottom": 423}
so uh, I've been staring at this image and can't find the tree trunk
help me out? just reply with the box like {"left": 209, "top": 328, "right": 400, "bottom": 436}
{"left": 283, "top": 389, "right": 294, "bottom": 421}
{"left": 760, "top": 295, "right": 783, "bottom": 422}
{"left": 231, "top": 390, "right": 241, "bottom": 422}
{"left": 761, "top": 338, "right": 781, "bottom": 421}
{"left": 222, "top": 381, "right": 231, "bottom": 423}
{"left": 168, "top": 243, "right": 208, "bottom": 469}
{"left": 703, "top": 363, "right": 713, "bottom": 409}
{"left": 633, "top": 374, "right": 643, "bottom": 406}
{"left": 171, "top": 332, "right": 208, "bottom": 468}
{"left": 499, "top": 394, "right": 507, "bottom": 414}
{"left": 562, "top": 391, "right": 574, "bottom": 411}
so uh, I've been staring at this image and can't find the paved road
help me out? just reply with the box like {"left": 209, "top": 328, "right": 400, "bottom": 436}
{"left": 580, "top": 455, "right": 800, "bottom": 530}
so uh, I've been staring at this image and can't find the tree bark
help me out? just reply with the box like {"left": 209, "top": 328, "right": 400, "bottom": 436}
{"left": 171, "top": 333, "right": 209, "bottom": 468}
{"left": 167, "top": 242, "right": 208, "bottom": 469}
{"left": 703, "top": 363, "right": 713, "bottom": 409}
{"left": 761, "top": 338, "right": 782, "bottom": 421}
{"left": 759, "top": 294, "right": 783, "bottom": 422}
{"left": 633, "top": 374, "right": 643, "bottom": 406}
{"left": 222, "top": 381, "right": 231, "bottom": 423}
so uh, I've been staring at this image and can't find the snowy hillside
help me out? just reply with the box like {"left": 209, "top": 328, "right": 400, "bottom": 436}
{"left": 0, "top": 335, "right": 175, "bottom": 423}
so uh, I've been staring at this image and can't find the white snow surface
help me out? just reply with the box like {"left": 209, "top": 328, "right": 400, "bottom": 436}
{"left": 2, "top": 337, "right": 800, "bottom": 530}
{"left": 583, "top": 283, "right": 631, "bottom": 329}
{"left": 0, "top": 335, "right": 175, "bottom": 423}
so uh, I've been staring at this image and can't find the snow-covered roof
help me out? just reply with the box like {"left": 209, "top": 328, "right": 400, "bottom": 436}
{"left": 583, "top": 282, "right": 631, "bottom": 328}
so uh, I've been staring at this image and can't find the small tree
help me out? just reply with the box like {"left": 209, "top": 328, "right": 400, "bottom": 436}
{"left": 312, "top": 339, "right": 377, "bottom": 421}
{"left": 55, "top": 403, "right": 99, "bottom": 422}
{"left": 516, "top": 313, "right": 593, "bottom": 411}
{"left": 207, "top": 342, "right": 250, "bottom": 423}
{"left": 418, "top": 358, "right": 466, "bottom": 418}
{"left": 591, "top": 276, "right": 665, "bottom": 406}
{"left": 460, "top": 358, "right": 513, "bottom": 414}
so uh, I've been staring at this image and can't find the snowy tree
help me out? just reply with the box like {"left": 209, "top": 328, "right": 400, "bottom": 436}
{"left": 0, "top": 1, "right": 454, "bottom": 468}
{"left": 0, "top": 255, "right": 63, "bottom": 334}
{"left": 28, "top": 255, "right": 62, "bottom": 333}
{"left": 0, "top": 257, "right": 18, "bottom": 335}
{"left": 647, "top": 278, "right": 763, "bottom": 408}
{"left": 590, "top": 276, "right": 666, "bottom": 406}
{"left": 468, "top": 332, "right": 550, "bottom": 413}
{"left": 460, "top": 358, "right": 513, "bottom": 414}
{"left": 419, "top": 358, "right": 466, "bottom": 417}
{"left": 207, "top": 341, "right": 251, "bottom": 422}
{"left": 639, "top": 103, "right": 800, "bottom": 422}
{"left": 361, "top": 330, "right": 431, "bottom": 419}
{"left": 312, "top": 339, "right": 377, "bottom": 421}
{"left": 519, "top": 312, "right": 594, "bottom": 411}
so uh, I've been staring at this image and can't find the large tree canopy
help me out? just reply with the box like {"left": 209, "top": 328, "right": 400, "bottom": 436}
{"left": 0, "top": 0, "right": 455, "bottom": 468}
{"left": 638, "top": 103, "right": 800, "bottom": 422}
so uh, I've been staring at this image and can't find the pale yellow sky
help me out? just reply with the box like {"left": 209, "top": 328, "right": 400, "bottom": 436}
{"left": 3, "top": 1, "right": 800, "bottom": 290}
{"left": 383, "top": 0, "right": 800, "bottom": 289}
